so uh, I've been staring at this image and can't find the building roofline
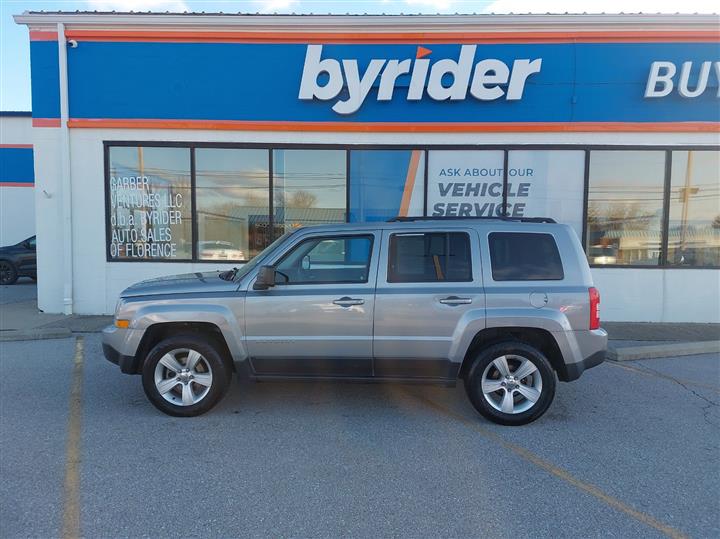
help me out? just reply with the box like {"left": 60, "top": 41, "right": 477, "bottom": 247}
{"left": 13, "top": 11, "right": 720, "bottom": 33}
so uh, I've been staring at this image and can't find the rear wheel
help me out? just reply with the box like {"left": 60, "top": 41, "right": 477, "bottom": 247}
{"left": 0, "top": 260, "right": 18, "bottom": 285}
{"left": 141, "top": 334, "right": 231, "bottom": 417}
{"left": 465, "top": 341, "right": 556, "bottom": 426}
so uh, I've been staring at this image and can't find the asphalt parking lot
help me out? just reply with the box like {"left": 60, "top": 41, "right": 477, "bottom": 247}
{"left": 0, "top": 334, "right": 718, "bottom": 538}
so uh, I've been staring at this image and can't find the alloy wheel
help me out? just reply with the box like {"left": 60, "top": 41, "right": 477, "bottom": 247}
{"left": 480, "top": 355, "right": 543, "bottom": 414}
{"left": 153, "top": 348, "right": 213, "bottom": 406}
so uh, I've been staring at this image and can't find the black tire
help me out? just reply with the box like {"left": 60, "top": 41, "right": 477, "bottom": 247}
{"left": 464, "top": 341, "right": 556, "bottom": 426}
{"left": 141, "top": 334, "right": 232, "bottom": 417}
{"left": 0, "top": 260, "right": 18, "bottom": 285}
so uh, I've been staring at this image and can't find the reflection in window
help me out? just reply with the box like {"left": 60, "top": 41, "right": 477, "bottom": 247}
{"left": 388, "top": 232, "right": 472, "bottom": 283}
{"left": 272, "top": 150, "right": 346, "bottom": 236}
{"left": 667, "top": 151, "right": 720, "bottom": 267}
{"left": 275, "top": 235, "right": 373, "bottom": 284}
{"left": 195, "top": 149, "right": 269, "bottom": 261}
{"left": 108, "top": 146, "right": 191, "bottom": 260}
{"left": 349, "top": 150, "right": 424, "bottom": 222}
{"left": 586, "top": 151, "right": 665, "bottom": 266}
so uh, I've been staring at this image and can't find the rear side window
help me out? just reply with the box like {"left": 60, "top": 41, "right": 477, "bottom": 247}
{"left": 489, "top": 232, "right": 564, "bottom": 281}
{"left": 388, "top": 232, "right": 472, "bottom": 283}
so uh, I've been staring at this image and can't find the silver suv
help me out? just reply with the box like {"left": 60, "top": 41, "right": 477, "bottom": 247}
{"left": 103, "top": 218, "right": 607, "bottom": 426}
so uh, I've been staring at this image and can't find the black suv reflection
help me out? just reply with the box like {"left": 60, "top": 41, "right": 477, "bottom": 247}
{"left": 0, "top": 236, "right": 36, "bottom": 285}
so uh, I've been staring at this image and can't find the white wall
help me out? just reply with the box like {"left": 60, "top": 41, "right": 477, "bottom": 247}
{"left": 32, "top": 126, "right": 720, "bottom": 317}
{"left": 592, "top": 268, "right": 720, "bottom": 323}
{"left": 0, "top": 115, "right": 35, "bottom": 246}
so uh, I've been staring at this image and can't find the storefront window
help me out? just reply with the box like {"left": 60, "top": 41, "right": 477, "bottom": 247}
{"left": 667, "top": 150, "right": 720, "bottom": 267}
{"left": 272, "top": 149, "right": 346, "bottom": 235}
{"left": 349, "top": 150, "right": 424, "bottom": 222}
{"left": 108, "top": 146, "right": 192, "bottom": 260}
{"left": 195, "top": 149, "right": 270, "bottom": 261}
{"left": 427, "top": 151, "right": 505, "bottom": 217}
{"left": 586, "top": 151, "right": 666, "bottom": 266}
{"left": 507, "top": 150, "right": 585, "bottom": 238}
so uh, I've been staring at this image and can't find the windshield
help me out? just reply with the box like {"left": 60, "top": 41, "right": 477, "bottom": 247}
{"left": 232, "top": 231, "right": 297, "bottom": 282}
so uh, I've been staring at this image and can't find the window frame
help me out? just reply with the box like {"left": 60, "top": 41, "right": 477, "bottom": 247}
{"left": 272, "top": 233, "right": 375, "bottom": 286}
{"left": 103, "top": 141, "right": 720, "bottom": 269}
{"left": 387, "top": 231, "right": 474, "bottom": 283}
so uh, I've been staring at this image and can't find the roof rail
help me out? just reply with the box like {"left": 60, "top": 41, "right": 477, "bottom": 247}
{"left": 387, "top": 216, "right": 557, "bottom": 224}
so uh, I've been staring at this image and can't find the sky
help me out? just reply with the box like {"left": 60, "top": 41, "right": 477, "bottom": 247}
{"left": 1, "top": 0, "right": 718, "bottom": 111}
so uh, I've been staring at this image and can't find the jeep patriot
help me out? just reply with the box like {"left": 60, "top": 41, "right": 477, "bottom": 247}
{"left": 103, "top": 217, "right": 607, "bottom": 426}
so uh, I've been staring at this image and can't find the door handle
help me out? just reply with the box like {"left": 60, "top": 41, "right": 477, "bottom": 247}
{"left": 333, "top": 297, "right": 365, "bottom": 307}
{"left": 439, "top": 296, "right": 472, "bottom": 305}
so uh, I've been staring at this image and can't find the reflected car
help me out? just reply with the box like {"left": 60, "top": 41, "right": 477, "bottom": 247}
{"left": 198, "top": 241, "right": 245, "bottom": 261}
{"left": 0, "top": 235, "right": 36, "bottom": 285}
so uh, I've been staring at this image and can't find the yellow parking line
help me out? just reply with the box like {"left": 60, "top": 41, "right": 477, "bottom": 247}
{"left": 61, "top": 336, "right": 84, "bottom": 539}
{"left": 413, "top": 395, "right": 688, "bottom": 539}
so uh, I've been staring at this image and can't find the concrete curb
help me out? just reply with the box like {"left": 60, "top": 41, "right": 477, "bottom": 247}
{"left": 0, "top": 328, "right": 73, "bottom": 342}
{"left": 608, "top": 340, "right": 720, "bottom": 361}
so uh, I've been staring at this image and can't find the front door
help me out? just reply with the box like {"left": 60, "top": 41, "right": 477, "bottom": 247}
{"left": 245, "top": 232, "right": 379, "bottom": 377}
{"left": 373, "top": 228, "right": 485, "bottom": 379}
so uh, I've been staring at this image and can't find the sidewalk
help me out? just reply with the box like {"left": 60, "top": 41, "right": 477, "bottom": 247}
{"left": 0, "top": 282, "right": 111, "bottom": 341}
{"left": 1, "top": 282, "right": 718, "bottom": 359}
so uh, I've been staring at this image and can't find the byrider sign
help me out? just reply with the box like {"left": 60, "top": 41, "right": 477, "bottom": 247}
{"left": 299, "top": 44, "right": 542, "bottom": 114}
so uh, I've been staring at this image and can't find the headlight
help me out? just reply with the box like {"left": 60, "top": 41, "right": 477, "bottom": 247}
{"left": 114, "top": 299, "right": 130, "bottom": 328}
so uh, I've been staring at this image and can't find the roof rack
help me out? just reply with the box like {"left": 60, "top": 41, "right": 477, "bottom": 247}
{"left": 387, "top": 216, "right": 557, "bottom": 224}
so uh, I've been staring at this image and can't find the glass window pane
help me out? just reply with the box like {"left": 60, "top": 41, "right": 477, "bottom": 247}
{"left": 388, "top": 232, "right": 472, "bottom": 283}
{"left": 108, "top": 146, "right": 191, "bottom": 260}
{"left": 196, "top": 148, "right": 269, "bottom": 261}
{"left": 349, "top": 150, "right": 424, "bottom": 222}
{"left": 586, "top": 151, "right": 665, "bottom": 266}
{"left": 667, "top": 151, "right": 720, "bottom": 267}
{"left": 489, "top": 232, "right": 564, "bottom": 281}
{"left": 273, "top": 149, "right": 346, "bottom": 235}
{"left": 507, "top": 150, "right": 585, "bottom": 238}
{"left": 275, "top": 235, "right": 373, "bottom": 284}
{"left": 427, "top": 151, "right": 505, "bottom": 217}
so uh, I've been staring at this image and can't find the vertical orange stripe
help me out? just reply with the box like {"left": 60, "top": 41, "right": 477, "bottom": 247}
{"left": 399, "top": 150, "right": 422, "bottom": 217}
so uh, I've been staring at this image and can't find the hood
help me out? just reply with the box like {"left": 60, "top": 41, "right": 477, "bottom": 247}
{"left": 120, "top": 271, "right": 238, "bottom": 298}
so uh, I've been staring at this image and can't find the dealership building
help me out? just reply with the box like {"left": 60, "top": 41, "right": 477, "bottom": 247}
{"left": 12, "top": 11, "right": 720, "bottom": 321}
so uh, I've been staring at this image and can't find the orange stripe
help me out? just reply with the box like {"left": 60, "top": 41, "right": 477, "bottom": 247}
{"left": 64, "top": 29, "right": 720, "bottom": 44}
{"left": 33, "top": 118, "right": 61, "bottom": 128}
{"left": 66, "top": 118, "right": 720, "bottom": 133}
{"left": 30, "top": 30, "right": 58, "bottom": 41}
{"left": 399, "top": 150, "right": 422, "bottom": 217}
{"left": 0, "top": 182, "right": 34, "bottom": 187}
{"left": 0, "top": 144, "right": 33, "bottom": 149}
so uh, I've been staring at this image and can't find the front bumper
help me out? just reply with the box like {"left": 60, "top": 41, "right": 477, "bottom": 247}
{"left": 102, "top": 324, "right": 144, "bottom": 374}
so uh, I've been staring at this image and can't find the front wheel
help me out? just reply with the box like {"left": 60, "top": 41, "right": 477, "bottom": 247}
{"left": 141, "top": 334, "right": 232, "bottom": 417}
{"left": 0, "top": 260, "right": 18, "bottom": 285}
{"left": 465, "top": 341, "right": 556, "bottom": 426}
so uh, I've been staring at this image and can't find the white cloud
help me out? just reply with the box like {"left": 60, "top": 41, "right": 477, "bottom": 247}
{"left": 252, "top": 0, "right": 299, "bottom": 13}
{"left": 404, "top": 0, "right": 455, "bottom": 9}
{"left": 86, "top": 0, "right": 190, "bottom": 11}
{"left": 482, "top": 0, "right": 719, "bottom": 14}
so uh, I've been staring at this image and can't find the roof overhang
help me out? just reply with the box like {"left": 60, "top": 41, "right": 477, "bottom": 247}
{"left": 13, "top": 11, "right": 720, "bottom": 35}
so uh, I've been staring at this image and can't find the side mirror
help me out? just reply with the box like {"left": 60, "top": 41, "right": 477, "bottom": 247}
{"left": 253, "top": 265, "right": 276, "bottom": 290}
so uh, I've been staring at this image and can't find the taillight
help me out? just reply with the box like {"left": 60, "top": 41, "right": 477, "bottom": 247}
{"left": 589, "top": 287, "right": 600, "bottom": 330}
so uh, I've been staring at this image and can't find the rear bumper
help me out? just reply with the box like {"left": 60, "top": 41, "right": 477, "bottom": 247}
{"left": 560, "top": 349, "right": 605, "bottom": 382}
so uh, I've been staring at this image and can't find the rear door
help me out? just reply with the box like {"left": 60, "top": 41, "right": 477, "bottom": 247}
{"left": 373, "top": 228, "right": 485, "bottom": 379}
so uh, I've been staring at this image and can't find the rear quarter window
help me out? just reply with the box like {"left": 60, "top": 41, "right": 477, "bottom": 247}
{"left": 489, "top": 232, "right": 564, "bottom": 281}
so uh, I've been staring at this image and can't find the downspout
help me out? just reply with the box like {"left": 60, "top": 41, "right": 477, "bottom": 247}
{"left": 57, "top": 22, "right": 73, "bottom": 314}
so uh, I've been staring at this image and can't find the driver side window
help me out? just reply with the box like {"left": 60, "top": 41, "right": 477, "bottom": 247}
{"left": 274, "top": 235, "right": 373, "bottom": 285}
